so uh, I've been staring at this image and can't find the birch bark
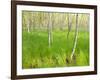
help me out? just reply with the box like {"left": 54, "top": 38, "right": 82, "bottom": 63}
{"left": 71, "top": 13, "right": 79, "bottom": 60}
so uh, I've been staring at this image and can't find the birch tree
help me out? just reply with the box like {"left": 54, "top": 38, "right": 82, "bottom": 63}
{"left": 48, "top": 13, "right": 52, "bottom": 47}
{"left": 26, "top": 12, "right": 32, "bottom": 33}
{"left": 71, "top": 13, "right": 79, "bottom": 60}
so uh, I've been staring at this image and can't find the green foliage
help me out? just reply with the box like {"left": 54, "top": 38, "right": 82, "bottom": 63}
{"left": 22, "top": 30, "right": 89, "bottom": 69}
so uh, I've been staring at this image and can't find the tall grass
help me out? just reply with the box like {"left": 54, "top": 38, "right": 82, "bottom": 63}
{"left": 22, "top": 30, "right": 89, "bottom": 69}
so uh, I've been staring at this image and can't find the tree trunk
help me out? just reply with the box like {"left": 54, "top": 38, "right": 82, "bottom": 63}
{"left": 32, "top": 12, "right": 35, "bottom": 30}
{"left": 71, "top": 13, "right": 79, "bottom": 60}
{"left": 67, "top": 13, "right": 72, "bottom": 39}
{"left": 48, "top": 13, "right": 52, "bottom": 47}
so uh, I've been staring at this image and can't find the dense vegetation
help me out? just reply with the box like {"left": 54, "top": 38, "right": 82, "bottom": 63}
{"left": 22, "top": 11, "right": 90, "bottom": 69}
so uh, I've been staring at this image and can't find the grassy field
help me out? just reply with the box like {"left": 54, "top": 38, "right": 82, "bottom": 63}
{"left": 22, "top": 30, "right": 89, "bottom": 69}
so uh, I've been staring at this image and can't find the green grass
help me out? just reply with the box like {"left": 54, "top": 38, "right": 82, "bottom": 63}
{"left": 22, "top": 30, "right": 89, "bottom": 69}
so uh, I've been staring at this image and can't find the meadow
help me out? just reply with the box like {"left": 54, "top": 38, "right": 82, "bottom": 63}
{"left": 22, "top": 30, "right": 89, "bottom": 69}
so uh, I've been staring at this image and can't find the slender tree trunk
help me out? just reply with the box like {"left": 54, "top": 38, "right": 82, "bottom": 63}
{"left": 71, "top": 13, "right": 79, "bottom": 60}
{"left": 67, "top": 14, "right": 72, "bottom": 39}
{"left": 32, "top": 13, "right": 35, "bottom": 30}
{"left": 51, "top": 14, "right": 53, "bottom": 43}
{"left": 48, "top": 13, "right": 52, "bottom": 47}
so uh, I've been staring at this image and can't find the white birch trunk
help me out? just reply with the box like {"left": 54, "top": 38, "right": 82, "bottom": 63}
{"left": 48, "top": 13, "right": 52, "bottom": 47}
{"left": 71, "top": 13, "right": 79, "bottom": 60}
